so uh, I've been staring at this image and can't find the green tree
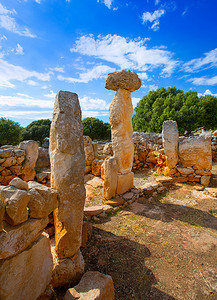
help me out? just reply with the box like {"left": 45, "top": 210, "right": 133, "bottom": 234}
{"left": 0, "top": 118, "right": 22, "bottom": 146}
{"left": 82, "top": 117, "right": 111, "bottom": 140}
{"left": 133, "top": 87, "right": 217, "bottom": 134}
{"left": 22, "top": 119, "right": 51, "bottom": 145}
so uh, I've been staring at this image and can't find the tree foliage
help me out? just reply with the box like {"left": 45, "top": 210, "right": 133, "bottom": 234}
{"left": 133, "top": 87, "right": 217, "bottom": 134}
{"left": 0, "top": 118, "right": 22, "bottom": 146}
{"left": 82, "top": 117, "right": 111, "bottom": 140}
{"left": 22, "top": 119, "right": 51, "bottom": 145}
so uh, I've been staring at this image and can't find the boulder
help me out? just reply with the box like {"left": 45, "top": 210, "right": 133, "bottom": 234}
{"left": 178, "top": 136, "right": 212, "bottom": 170}
{"left": 28, "top": 182, "right": 58, "bottom": 218}
{"left": 105, "top": 70, "right": 141, "bottom": 92}
{"left": 51, "top": 249, "right": 85, "bottom": 288}
{"left": 176, "top": 166, "right": 194, "bottom": 175}
{"left": 9, "top": 177, "right": 29, "bottom": 191}
{"left": 162, "top": 120, "right": 179, "bottom": 169}
{"left": 0, "top": 186, "right": 30, "bottom": 226}
{"left": 201, "top": 175, "right": 211, "bottom": 186}
{"left": 0, "top": 233, "right": 53, "bottom": 300}
{"left": 0, "top": 217, "right": 48, "bottom": 259}
{"left": 64, "top": 271, "right": 115, "bottom": 300}
{"left": 49, "top": 91, "right": 86, "bottom": 259}
{"left": 84, "top": 206, "right": 103, "bottom": 216}
{"left": 19, "top": 140, "right": 39, "bottom": 181}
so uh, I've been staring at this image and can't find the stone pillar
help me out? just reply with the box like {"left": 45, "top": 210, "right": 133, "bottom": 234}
{"left": 19, "top": 140, "right": 39, "bottom": 181}
{"left": 104, "top": 70, "right": 141, "bottom": 198}
{"left": 162, "top": 120, "right": 179, "bottom": 169}
{"left": 49, "top": 91, "right": 86, "bottom": 259}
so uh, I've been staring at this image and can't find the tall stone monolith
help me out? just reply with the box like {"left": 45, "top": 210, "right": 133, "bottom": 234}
{"left": 104, "top": 70, "right": 141, "bottom": 198}
{"left": 49, "top": 91, "right": 86, "bottom": 259}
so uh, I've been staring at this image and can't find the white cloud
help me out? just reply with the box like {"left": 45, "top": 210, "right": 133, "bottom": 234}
{"left": 0, "top": 94, "right": 54, "bottom": 109}
{"left": 0, "top": 3, "right": 36, "bottom": 38}
{"left": 97, "top": 0, "right": 113, "bottom": 9}
{"left": 80, "top": 96, "right": 109, "bottom": 111}
{"left": 70, "top": 34, "right": 178, "bottom": 77}
{"left": 44, "top": 90, "right": 56, "bottom": 98}
{"left": 183, "top": 48, "right": 217, "bottom": 73}
{"left": 198, "top": 89, "right": 217, "bottom": 97}
{"left": 155, "top": 0, "right": 160, "bottom": 5}
{"left": 132, "top": 97, "right": 141, "bottom": 108}
{"left": 137, "top": 72, "right": 148, "bottom": 80}
{"left": 0, "top": 59, "right": 51, "bottom": 88}
{"left": 58, "top": 64, "right": 115, "bottom": 83}
{"left": 49, "top": 67, "right": 64, "bottom": 73}
{"left": 0, "top": 109, "right": 52, "bottom": 119}
{"left": 189, "top": 75, "right": 217, "bottom": 86}
{"left": 27, "top": 80, "right": 38, "bottom": 86}
{"left": 82, "top": 110, "right": 109, "bottom": 118}
{"left": 141, "top": 9, "right": 165, "bottom": 31}
{"left": 149, "top": 84, "right": 158, "bottom": 91}
{"left": 15, "top": 44, "right": 24, "bottom": 55}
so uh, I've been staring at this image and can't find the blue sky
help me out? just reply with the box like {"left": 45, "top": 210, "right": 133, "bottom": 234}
{"left": 0, "top": 0, "right": 217, "bottom": 127}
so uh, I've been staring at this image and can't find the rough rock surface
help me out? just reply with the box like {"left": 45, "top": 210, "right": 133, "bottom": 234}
{"left": 116, "top": 172, "right": 134, "bottom": 195}
{"left": 9, "top": 177, "right": 29, "bottom": 191}
{"left": 49, "top": 91, "right": 86, "bottom": 259}
{"left": 162, "top": 120, "right": 179, "bottom": 169}
{"left": 0, "top": 233, "right": 53, "bottom": 300}
{"left": 109, "top": 89, "right": 134, "bottom": 174}
{"left": 36, "top": 147, "right": 50, "bottom": 168}
{"left": 51, "top": 249, "right": 85, "bottom": 288}
{"left": 0, "top": 186, "right": 30, "bottom": 226}
{"left": 28, "top": 181, "right": 58, "bottom": 218}
{"left": 19, "top": 140, "right": 39, "bottom": 181}
{"left": 178, "top": 136, "right": 212, "bottom": 170}
{"left": 83, "top": 136, "right": 94, "bottom": 171}
{"left": 103, "top": 157, "right": 118, "bottom": 200}
{"left": 105, "top": 70, "right": 141, "bottom": 92}
{"left": 64, "top": 271, "right": 115, "bottom": 300}
{"left": 0, "top": 217, "right": 48, "bottom": 259}
{"left": 0, "top": 198, "right": 5, "bottom": 232}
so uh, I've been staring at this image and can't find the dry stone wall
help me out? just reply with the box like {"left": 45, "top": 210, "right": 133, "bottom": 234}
{"left": 0, "top": 177, "right": 58, "bottom": 300}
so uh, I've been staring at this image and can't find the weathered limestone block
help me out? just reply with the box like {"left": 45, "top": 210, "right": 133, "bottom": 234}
{"left": 116, "top": 172, "right": 134, "bottom": 195}
{"left": 201, "top": 175, "right": 211, "bottom": 186}
{"left": 9, "top": 165, "right": 22, "bottom": 176}
{"left": 1, "top": 156, "right": 17, "bottom": 168}
{"left": 0, "top": 198, "right": 5, "bottom": 232}
{"left": 0, "top": 186, "right": 30, "bottom": 226}
{"left": 64, "top": 271, "right": 115, "bottom": 300}
{"left": 19, "top": 140, "right": 39, "bottom": 181}
{"left": 28, "top": 182, "right": 58, "bottom": 218}
{"left": 0, "top": 217, "right": 48, "bottom": 259}
{"left": 176, "top": 166, "right": 194, "bottom": 175}
{"left": 178, "top": 136, "right": 212, "bottom": 170}
{"left": 92, "top": 159, "right": 104, "bottom": 176}
{"left": 103, "top": 157, "right": 118, "bottom": 200}
{"left": 49, "top": 91, "right": 86, "bottom": 259}
{"left": 9, "top": 177, "right": 29, "bottom": 191}
{"left": 36, "top": 147, "right": 50, "bottom": 168}
{"left": 195, "top": 169, "right": 212, "bottom": 176}
{"left": 109, "top": 89, "right": 134, "bottom": 174}
{"left": 103, "top": 142, "right": 113, "bottom": 156}
{"left": 0, "top": 148, "right": 13, "bottom": 158}
{"left": 51, "top": 249, "right": 85, "bottom": 288}
{"left": 162, "top": 120, "right": 179, "bottom": 169}
{"left": 105, "top": 70, "right": 141, "bottom": 92}
{"left": 0, "top": 233, "right": 53, "bottom": 300}
{"left": 83, "top": 136, "right": 94, "bottom": 166}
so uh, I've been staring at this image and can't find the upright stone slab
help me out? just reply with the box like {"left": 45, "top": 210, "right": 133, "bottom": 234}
{"left": 103, "top": 157, "right": 118, "bottom": 200}
{"left": 19, "top": 140, "right": 39, "bottom": 181}
{"left": 49, "top": 91, "right": 86, "bottom": 259}
{"left": 162, "top": 120, "right": 179, "bottom": 169}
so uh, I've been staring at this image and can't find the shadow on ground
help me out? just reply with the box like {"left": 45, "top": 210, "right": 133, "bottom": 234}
{"left": 81, "top": 227, "right": 176, "bottom": 300}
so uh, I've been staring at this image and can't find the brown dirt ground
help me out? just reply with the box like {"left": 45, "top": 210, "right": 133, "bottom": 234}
{"left": 80, "top": 165, "right": 217, "bottom": 300}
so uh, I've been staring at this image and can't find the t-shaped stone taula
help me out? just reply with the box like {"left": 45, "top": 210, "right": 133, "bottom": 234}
{"left": 103, "top": 70, "right": 141, "bottom": 199}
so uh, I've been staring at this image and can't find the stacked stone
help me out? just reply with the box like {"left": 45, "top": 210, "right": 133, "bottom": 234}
{"left": 0, "top": 146, "right": 25, "bottom": 185}
{"left": 162, "top": 120, "right": 212, "bottom": 186}
{"left": 103, "top": 70, "right": 141, "bottom": 199}
{"left": 0, "top": 177, "right": 58, "bottom": 299}
{"left": 49, "top": 91, "right": 86, "bottom": 287}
